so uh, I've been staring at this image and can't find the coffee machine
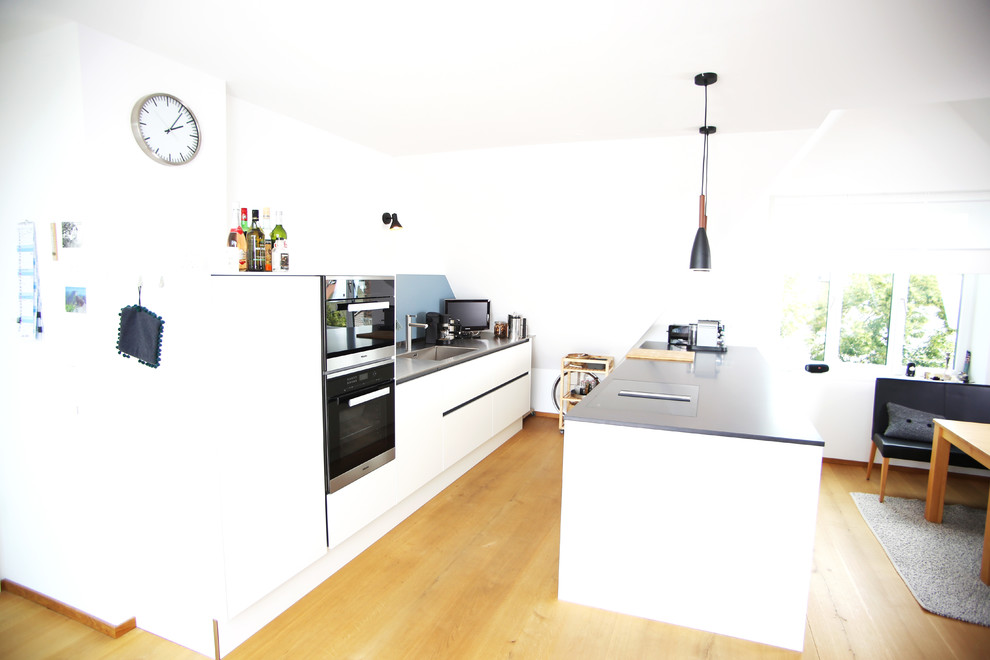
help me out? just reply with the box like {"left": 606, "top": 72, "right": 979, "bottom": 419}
{"left": 425, "top": 313, "right": 461, "bottom": 345}
{"left": 668, "top": 320, "right": 726, "bottom": 352}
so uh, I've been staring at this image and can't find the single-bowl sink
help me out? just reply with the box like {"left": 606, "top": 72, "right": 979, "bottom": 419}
{"left": 398, "top": 345, "right": 478, "bottom": 361}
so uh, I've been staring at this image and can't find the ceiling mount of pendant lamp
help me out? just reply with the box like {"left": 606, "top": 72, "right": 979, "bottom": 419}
{"left": 690, "top": 72, "right": 717, "bottom": 272}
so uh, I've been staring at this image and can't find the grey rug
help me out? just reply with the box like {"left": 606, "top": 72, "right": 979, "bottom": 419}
{"left": 850, "top": 492, "right": 990, "bottom": 627}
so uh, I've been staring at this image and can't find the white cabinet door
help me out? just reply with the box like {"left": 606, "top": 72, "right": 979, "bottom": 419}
{"left": 395, "top": 371, "right": 444, "bottom": 502}
{"left": 483, "top": 342, "right": 532, "bottom": 386}
{"left": 442, "top": 396, "right": 493, "bottom": 468}
{"left": 326, "top": 461, "right": 397, "bottom": 548}
{"left": 493, "top": 373, "right": 531, "bottom": 433}
{"left": 396, "top": 340, "right": 532, "bottom": 500}
{"left": 436, "top": 352, "right": 490, "bottom": 411}
{"left": 212, "top": 275, "right": 328, "bottom": 619}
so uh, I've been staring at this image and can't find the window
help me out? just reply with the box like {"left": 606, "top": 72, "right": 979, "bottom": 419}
{"left": 781, "top": 273, "right": 961, "bottom": 369}
{"left": 780, "top": 274, "right": 829, "bottom": 362}
{"left": 903, "top": 275, "right": 961, "bottom": 368}
{"left": 838, "top": 273, "right": 892, "bottom": 365}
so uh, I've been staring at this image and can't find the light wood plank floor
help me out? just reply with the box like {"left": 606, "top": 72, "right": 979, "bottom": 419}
{"left": 3, "top": 415, "right": 990, "bottom": 659}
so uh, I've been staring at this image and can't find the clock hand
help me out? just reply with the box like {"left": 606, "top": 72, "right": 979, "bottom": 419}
{"left": 165, "top": 114, "right": 184, "bottom": 133}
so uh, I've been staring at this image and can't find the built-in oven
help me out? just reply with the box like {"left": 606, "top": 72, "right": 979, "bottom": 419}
{"left": 324, "top": 361, "right": 395, "bottom": 493}
{"left": 322, "top": 276, "right": 396, "bottom": 493}
{"left": 324, "top": 276, "right": 395, "bottom": 375}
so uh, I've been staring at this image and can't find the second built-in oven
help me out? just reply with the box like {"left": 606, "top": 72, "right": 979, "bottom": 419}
{"left": 324, "top": 276, "right": 395, "bottom": 375}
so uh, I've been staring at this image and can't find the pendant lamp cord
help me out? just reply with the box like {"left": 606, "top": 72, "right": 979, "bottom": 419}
{"left": 700, "top": 82, "right": 709, "bottom": 199}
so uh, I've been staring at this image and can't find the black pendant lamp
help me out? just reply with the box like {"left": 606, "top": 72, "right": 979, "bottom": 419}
{"left": 690, "top": 72, "right": 717, "bottom": 271}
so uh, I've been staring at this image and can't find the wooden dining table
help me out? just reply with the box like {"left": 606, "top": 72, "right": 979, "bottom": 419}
{"left": 924, "top": 419, "right": 990, "bottom": 584}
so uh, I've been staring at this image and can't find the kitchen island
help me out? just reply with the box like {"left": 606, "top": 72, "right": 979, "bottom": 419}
{"left": 558, "top": 324, "right": 823, "bottom": 652}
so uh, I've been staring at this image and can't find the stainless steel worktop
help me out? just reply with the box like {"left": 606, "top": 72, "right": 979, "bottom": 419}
{"left": 566, "top": 325, "right": 823, "bottom": 447}
{"left": 395, "top": 334, "right": 531, "bottom": 385}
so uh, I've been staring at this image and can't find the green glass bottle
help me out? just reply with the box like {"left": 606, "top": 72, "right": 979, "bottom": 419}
{"left": 271, "top": 220, "right": 288, "bottom": 272}
{"left": 246, "top": 210, "right": 266, "bottom": 271}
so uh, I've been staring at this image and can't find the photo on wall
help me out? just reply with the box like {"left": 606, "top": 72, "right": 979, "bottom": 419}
{"left": 65, "top": 286, "right": 87, "bottom": 313}
{"left": 61, "top": 221, "right": 82, "bottom": 248}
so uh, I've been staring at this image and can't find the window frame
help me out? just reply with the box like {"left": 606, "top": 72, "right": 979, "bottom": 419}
{"left": 785, "top": 271, "right": 961, "bottom": 372}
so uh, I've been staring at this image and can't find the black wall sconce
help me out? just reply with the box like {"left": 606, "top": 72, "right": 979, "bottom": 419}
{"left": 382, "top": 212, "right": 402, "bottom": 230}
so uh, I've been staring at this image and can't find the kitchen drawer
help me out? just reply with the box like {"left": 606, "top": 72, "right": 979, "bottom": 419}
{"left": 484, "top": 342, "right": 531, "bottom": 386}
{"left": 326, "top": 461, "right": 397, "bottom": 548}
{"left": 493, "top": 373, "right": 531, "bottom": 433}
{"left": 442, "top": 395, "right": 493, "bottom": 468}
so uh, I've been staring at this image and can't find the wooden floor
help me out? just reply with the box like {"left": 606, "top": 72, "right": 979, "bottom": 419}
{"left": 3, "top": 415, "right": 990, "bottom": 659}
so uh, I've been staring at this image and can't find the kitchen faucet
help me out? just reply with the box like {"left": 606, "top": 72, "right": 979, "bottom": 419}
{"left": 406, "top": 314, "right": 427, "bottom": 352}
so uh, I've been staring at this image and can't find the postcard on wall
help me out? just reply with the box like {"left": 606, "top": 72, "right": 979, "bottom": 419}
{"left": 61, "top": 221, "right": 82, "bottom": 248}
{"left": 65, "top": 286, "right": 87, "bottom": 313}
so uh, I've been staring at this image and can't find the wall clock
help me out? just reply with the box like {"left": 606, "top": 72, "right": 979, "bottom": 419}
{"left": 130, "top": 93, "right": 201, "bottom": 165}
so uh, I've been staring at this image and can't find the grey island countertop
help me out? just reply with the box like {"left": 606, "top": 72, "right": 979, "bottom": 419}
{"left": 567, "top": 325, "right": 823, "bottom": 447}
{"left": 395, "top": 334, "right": 531, "bottom": 385}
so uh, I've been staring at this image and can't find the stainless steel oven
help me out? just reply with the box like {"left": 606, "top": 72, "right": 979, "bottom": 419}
{"left": 324, "top": 276, "right": 395, "bottom": 376}
{"left": 322, "top": 276, "right": 396, "bottom": 493}
{"left": 324, "top": 361, "right": 395, "bottom": 492}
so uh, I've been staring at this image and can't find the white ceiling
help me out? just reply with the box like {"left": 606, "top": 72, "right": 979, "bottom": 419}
{"left": 2, "top": 0, "right": 989, "bottom": 156}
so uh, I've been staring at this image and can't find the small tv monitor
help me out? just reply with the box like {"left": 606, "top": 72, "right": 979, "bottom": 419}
{"left": 444, "top": 299, "right": 491, "bottom": 331}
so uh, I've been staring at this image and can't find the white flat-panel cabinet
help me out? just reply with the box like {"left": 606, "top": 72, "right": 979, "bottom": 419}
{"left": 559, "top": 421, "right": 822, "bottom": 652}
{"left": 394, "top": 370, "right": 445, "bottom": 501}
{"left": 442, "top": 396, "right": 493, "bottom": 467}
{"left": 326, "top": 461, "right": 397, "bottom": 548}
{"left": 332, "top": 340, "right": 532, "bottom": 548}
{"left": 493, "top": 373, "right": 531, "bottom": 433}
{"left": 441, "top": 342, "right": 532, "bottom": 468}
{"left": 211, "top": 275, "right": 328, "bottom": 619}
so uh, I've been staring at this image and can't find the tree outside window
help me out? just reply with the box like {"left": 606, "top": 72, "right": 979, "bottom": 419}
{"left": 781, "top": 273, "right": 960, "bottom": 369}
{"left": 904, "top": 275, "right": 958, "bottom": 369}
{"left": 839, "top": 274, "right": 892, "bottom": 365}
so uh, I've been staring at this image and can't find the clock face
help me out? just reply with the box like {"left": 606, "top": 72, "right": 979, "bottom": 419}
{"left": 130, "top": 93, "right": 201, "bottom": 165}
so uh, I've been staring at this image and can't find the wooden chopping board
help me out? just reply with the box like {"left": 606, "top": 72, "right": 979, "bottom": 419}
{"left": 625, "top": 348, "right": 695, "bottom": 362}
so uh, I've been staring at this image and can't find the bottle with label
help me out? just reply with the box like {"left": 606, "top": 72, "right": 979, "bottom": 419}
{"left": 240, "top": 207, "right": 249, "bottom": 233}
{"left": 263, "top": 207, "right": 273, "bottom": 272}
{"left": 227, "top": 206, "right": 247, "bottom": 272}
{"left": 271, "top": 217, "right": 288, "bottom": 272}
{"left": 246, "top": 210, "right": 266, "bottom": 271}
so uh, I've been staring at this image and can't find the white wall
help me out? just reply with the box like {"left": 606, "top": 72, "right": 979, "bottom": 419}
{"left": 0, "top": 23, "right": 228, "bottom": 654}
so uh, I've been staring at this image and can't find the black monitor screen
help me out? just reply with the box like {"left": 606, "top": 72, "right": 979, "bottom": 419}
{"left": 444, "top": 299, "right": 490, "bottom": 331}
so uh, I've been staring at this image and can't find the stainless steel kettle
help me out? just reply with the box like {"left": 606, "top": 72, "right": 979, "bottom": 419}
{"left": 508, "top": 315, "right": 527, "bottom": 340}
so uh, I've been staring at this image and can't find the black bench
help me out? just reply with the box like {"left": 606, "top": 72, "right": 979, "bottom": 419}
{"left": 867, "top": 377, "right": 990, "bottom": 501}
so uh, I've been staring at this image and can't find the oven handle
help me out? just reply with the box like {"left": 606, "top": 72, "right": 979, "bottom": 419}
{"left": 347, "top": 385, "right": 392, "bottom": 407}
{"left": 335, "top": 301, "right": 391, "bottom": 312}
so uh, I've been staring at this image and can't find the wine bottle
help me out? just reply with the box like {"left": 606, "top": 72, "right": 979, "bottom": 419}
{"left": 263, "top": 207, "right": 273, "bottom": 272}
{"left": 246, "top": 210, "right": 266, "bottom": 271}
{"left": 235, "top": 226, "right": 247, "bottom": 272}
{"left": 271, "top": 218, "right": 288, "bottom": 272}
{"left": 227, "top": 207, "right": 247, "bottom": 272}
